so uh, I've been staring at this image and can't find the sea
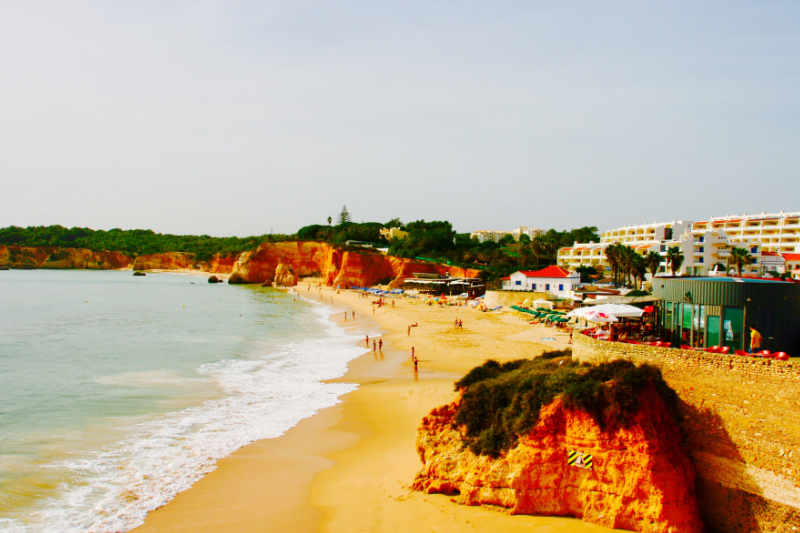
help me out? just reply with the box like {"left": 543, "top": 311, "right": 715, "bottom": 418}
{"left": 0, "top": 270, "right": 366, "bottom": 532}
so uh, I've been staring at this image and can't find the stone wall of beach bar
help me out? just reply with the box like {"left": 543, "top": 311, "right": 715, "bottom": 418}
{"left": 574, "top": 334, "right": 800, "bottom": 532}
{"left": 484, "top": 290, "right": 552, "bottom": 309}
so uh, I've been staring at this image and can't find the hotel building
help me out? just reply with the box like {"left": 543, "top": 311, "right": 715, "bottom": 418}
{"left": 690, "top": 212, "right": 800, "bottom": 254}
{"left": 470, "top": 226, "right": 543, "bottom": 243}
{"left": 558, "top": 220, "right": 689, "bottom": 272}
{"left": 558, "top": 212, "right": 799, "bottom": 278}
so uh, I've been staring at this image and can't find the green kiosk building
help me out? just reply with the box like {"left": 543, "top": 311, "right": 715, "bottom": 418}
{"left": 652, "top": 277, "right": 800, "bottom": 354}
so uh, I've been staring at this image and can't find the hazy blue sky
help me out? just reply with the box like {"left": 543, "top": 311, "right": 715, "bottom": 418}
{"left": 1, "top": 1, "right": 798, "bottom": 235}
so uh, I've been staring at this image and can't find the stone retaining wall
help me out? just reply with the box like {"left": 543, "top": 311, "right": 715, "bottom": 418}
{"left": 484, "top": 290, "right": 552, "bottom": 309}
{"left": 574, "top": 334, "right": 800, "bottom": 532}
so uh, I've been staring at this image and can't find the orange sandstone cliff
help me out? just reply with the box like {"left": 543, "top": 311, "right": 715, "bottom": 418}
{"left": 229, "top": 242, "right": 333, "bottom": 283}
{"left": 0, "top": 245, "right": 131, "bottom": 270}
{"left": 229, "top": 242, "right": 482, "bottom": 287}
{"left": 131, "top": 252, "right": 237, "bottom": 273}
{"left": 413, "top": 385, "right": 703, "bottom": 533}
{"left": 0, "top": 241, "right": 479, "bottom": 287}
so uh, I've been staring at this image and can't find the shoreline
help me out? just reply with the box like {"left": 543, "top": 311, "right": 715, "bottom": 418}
{"left": 130, "top": 268, "right": 232, "bottom": 280}
{"left": 135, "top": 283, "right": 618, "bottom": 532}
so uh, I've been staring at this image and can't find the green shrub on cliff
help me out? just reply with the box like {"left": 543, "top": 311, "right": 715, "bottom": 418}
{"left": 453, "top": 356, "right": 678, "bottom": 457}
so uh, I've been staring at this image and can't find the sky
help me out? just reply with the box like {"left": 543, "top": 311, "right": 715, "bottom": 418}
{"left": 1, "top": 1, "right": 798, "bottom": 236}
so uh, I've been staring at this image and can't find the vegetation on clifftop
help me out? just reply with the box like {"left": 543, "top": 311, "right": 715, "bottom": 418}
{"left": 454, "top": 353, "right": 678, "bottom": 457}
{"left": 298, "top": 217, "right": 600, "bottom": 282}
{"left": 2, "top": 214, "right": 599, "bottom": 281}
{"left": 0, "top": 225, "right": 295, "bottom": 261}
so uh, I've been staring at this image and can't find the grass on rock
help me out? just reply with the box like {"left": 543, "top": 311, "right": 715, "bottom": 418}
{"left": 453, "top": 351, "right": 678, "bottom": 457}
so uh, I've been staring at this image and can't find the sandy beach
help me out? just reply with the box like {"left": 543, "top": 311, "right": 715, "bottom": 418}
{"left": 134, "top": 282, "right": 618, "bottom": 533}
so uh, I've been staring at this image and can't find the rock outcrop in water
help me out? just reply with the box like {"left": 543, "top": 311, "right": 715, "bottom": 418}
{"left": 413, "top": 385, "right": 703, "bottom": 533}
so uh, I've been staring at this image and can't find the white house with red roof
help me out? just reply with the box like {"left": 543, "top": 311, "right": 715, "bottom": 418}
{"left": 783, "top": 253, "right": 800, "bottom": 279}
{"left": 501, "top": 266, "right": 580, "bottom": 297}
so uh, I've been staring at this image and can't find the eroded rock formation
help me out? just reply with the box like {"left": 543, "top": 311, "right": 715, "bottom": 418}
{"left": 230, "top": 242, "right": 330, "bottom": 284}
{"left": 131, "top": 252, "right": 237, "bottom": 273}
{"left": 273, "top": 263, "right": 297, "bottom": 287}
{"left": 0, "top": 241, "right": 478, "bottom": 289}
{"left": 229, "top": 242, "right": 481, "bottom": 288}
{"left": 413, "top": 385, "right": 703, "bottom": 533}
{"left": 0, "top": 245, "right": 131, "bottom": 270}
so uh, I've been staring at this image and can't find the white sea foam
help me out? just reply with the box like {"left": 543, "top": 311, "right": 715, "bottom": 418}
{"left": 4, "top": 302, "right": 364, "bottom": 533}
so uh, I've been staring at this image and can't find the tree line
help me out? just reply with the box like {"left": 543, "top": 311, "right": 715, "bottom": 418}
{"left": 0, "top": 225, "right": 293, "bottom": 261}
{"left": 1, "top": 206, "right": 600, "bottom": 282}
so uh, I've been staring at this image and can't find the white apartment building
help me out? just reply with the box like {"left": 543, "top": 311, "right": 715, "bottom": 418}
{"left": 557, "top": 242, "right": 609, "bottom": 270}
{"left": 559, "top": 213, "right": 799, "bottom": 278}
{"left": 600, "top": 220, "right": 691, "bottom": 245}
{"left": 662, "top": 228, "right": 763, "bottom": 276}
{"left": 558, "top": 220, "right": 687, "bottom": 272}
{"left": 471, "top": 226, "right": 543, "bottom": 243}
{"left": 690, "top": 212, "right": 800, "bottom": 254}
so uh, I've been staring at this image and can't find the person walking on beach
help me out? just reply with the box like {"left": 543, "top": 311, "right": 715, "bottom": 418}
{"left": 365, "top": 335, "right": 369, "bottom": 348}
{"left": 352, "top": 311, "right": 356, "bottom": 320}
{"left": 378, "top": 338, "right": 383, "bottom": 351}
{"left": 373, "top": 339, "right": 377, "bottom": 352}
{"left": 407, "top": 325, "right": 411, "bottom": 336}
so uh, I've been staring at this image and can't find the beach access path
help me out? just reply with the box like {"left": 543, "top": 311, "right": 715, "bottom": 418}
{"left": 134, "top": 281, "right": 619, "bottom": 533}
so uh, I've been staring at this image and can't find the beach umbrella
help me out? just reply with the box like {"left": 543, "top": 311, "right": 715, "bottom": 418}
{"left": 584, "top": 310, "right": 618, "bottom": 323}
{"left": 589, "top": 304, "right": 644, "bottom": 318}
{"left": 567, "top": 308, "right": 589, "bottom": 318}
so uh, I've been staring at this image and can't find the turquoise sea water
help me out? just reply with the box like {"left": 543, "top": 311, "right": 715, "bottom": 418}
{"left": 0, "top": 270, "right": 363, "bottom": 532}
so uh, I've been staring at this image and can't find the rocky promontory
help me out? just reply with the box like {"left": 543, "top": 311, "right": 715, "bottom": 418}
{"left": 413, "top": 359, "right": 703, "bottom": 533}
{"left": 228, "top": 241, "right": 481, "bottom": 287}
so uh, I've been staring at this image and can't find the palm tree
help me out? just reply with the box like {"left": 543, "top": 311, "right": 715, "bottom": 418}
{"left": 729, "top": 247, "right": 754, "bottom": 276}
{"left": 625, "top": 246, "right": 640, "bottom": 287}
{"left": 631, "top": 253, "right": 647, "bottom": 289}
{"left": 620, "top": 246, "right": 631, "bottom": 286}
{"left": 645, "top": 251, "right": 661, "bottom": 280}
{"left": 666, "top": 246, "right": 684, "bottom": 276}
{"left": 605, "top": 244, "right": 618, "bottom": 286}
